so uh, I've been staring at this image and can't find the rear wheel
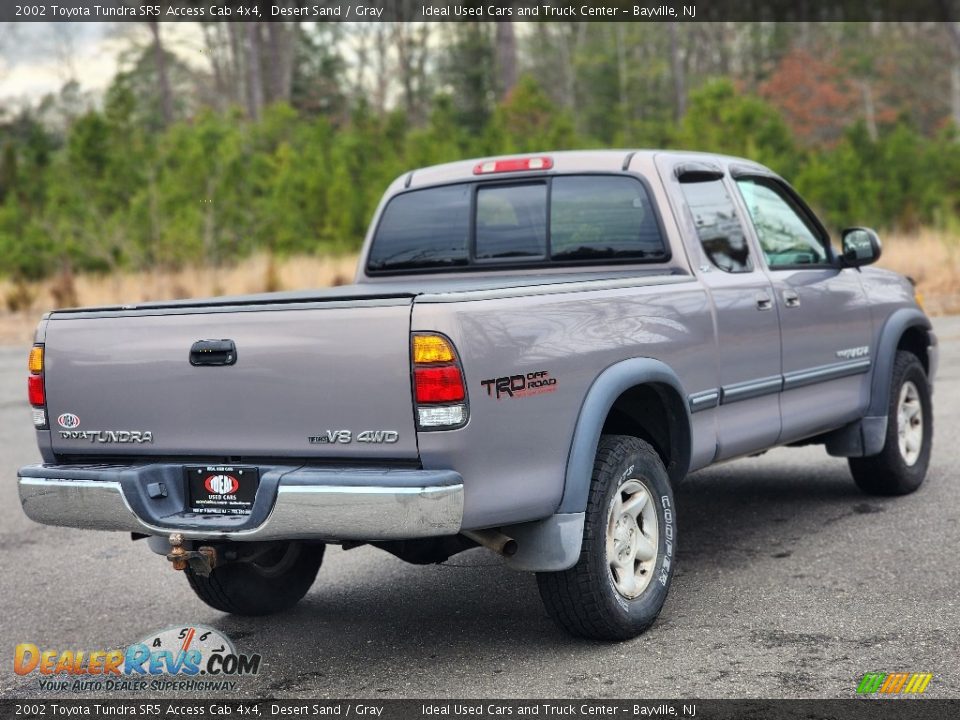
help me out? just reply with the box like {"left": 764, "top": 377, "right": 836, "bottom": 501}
{"left": 536, "top": 435, "right": 676, "bottom": 641}
{"left": 186, "top": 542, "right": 323, "bottom": 616}
{"left": 849, "top": 351, "right": 932, "bottom": 496}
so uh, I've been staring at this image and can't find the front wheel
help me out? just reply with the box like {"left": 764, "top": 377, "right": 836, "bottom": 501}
{"left": 186, "top": 541, "right": 323, "bottom": 616}
{"left": 536, "top": 435, "right": 676, "bottom": 641}
{"left": 849, "top": 351, "right": 933, "bottom": 496}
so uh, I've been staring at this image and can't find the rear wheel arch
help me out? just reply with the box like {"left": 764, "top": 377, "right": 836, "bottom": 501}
{"left": 558, "top": 359, "right": 692, "bottom": 515}
{"left": 601, "top": 384, "right": 689, "bottom": 483}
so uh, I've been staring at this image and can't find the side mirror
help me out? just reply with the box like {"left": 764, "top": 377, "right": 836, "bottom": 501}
{"left": 840, "top": 227, "right": 882, "bottom": 267}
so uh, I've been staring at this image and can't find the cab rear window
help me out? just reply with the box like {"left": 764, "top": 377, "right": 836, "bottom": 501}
{"left": 367, "top": 175, "right": 667, "bottom": 273}
{"left": 366, "top": 183, "right": 471, "bottom": 272}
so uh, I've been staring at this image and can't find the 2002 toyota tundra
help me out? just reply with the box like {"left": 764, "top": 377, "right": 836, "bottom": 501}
{"left": 18, "top": 150, "right": 937, "bottom": 640}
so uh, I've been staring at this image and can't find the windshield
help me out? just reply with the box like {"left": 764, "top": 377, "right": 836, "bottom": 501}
{"left": 367, "top": 174, "right": 668, "bottom": 273}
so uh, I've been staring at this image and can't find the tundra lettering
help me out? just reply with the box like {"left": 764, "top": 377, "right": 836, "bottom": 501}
{"left": 57, "top": 430, "right": 153, "bottom": 444}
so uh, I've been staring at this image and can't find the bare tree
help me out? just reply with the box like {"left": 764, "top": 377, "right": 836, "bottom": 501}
{"left": 855, "top": 23, "right": 882, "bottom": 142}
{"left": 345, "top": 23, "right": 370, "bottom": 105}
{"left": 200, "top": 22, "right": 238, "bottom": 111}
{"left": 227, "top": 23, "right": 246, "bottom": 107}
{"left": 495, "top": 21, "right": 517, "bottom": 99}
{"left": 265, "top": 19, "right": 298, "bottom": 104}
{"left": 392, "top": 2, "right": 432, "bottom": 125}
{"left": 669, "top": 22, "right": 686, "bottom": 123}
{"left": 946, "top": 22, "right": 960, "bottom": 130}
{"left": 147, "top": 20, "right": 174, "bottom": 126}
{"left": 614, "top": 23, "right": 629, "bottom": 137}
{"left": 373, "top": 23, "right": 390, "bottom": 114}
{"left": 50, "top": 24, "right": 78, "bottom": 84}
{"left": 245, "top": 23, "right": 265, "bottom": 120}
{"left": 530, "top": 22, "right": 585, "bottom": 127}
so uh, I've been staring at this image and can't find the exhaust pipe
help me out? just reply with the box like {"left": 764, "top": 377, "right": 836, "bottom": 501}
{"left": 462, "top": 529, "right": 517, "bottom": 557}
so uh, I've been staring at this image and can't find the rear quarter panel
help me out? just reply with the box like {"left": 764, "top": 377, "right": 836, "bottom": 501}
{"left": 413, "top": 278, "right": 717, "bottom": 529}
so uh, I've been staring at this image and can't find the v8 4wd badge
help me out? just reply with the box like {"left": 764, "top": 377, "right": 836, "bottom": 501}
{"left": 308, "top": 430, "right": 399, "bottom": 444}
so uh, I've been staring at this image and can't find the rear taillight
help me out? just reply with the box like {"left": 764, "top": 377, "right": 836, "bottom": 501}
{"left": 412, "top": 333, "right": 468, "bottom": 430}
{"left": 415, "top": 366, "right": 465, "bottom": 403}
{"left": 27, "top": 375, "right": 45, "bottom": 406}
{"left": 27, "top": 344, "right": 47, "bottom": 428}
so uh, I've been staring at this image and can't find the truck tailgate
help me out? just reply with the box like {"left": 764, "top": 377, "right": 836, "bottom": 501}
{"left": 43, "top": 298, "right": 419, "bottom": 459}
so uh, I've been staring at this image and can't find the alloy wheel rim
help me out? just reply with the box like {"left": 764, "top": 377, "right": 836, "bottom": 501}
{"left": 897, "top": 380, "right": 923, "bottom": 467}
{"left": 606, "top": 479, "right": 659, "bottom": 599}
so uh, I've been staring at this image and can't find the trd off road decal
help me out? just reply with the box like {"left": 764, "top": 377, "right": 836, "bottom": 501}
{"left": 480, "top": 370, "right": 558, "bottom": 399}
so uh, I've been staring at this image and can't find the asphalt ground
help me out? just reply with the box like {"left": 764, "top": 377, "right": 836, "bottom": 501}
{"left": 1, "top": 316, "right": 957, "bottom": 700}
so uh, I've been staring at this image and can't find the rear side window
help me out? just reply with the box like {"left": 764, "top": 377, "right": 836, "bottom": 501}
{"left": 551, "top": 176, "right": 664, "bottom": 260}
{"left": 367, "top": 184, "right": 470, "bottom": 272}
{"left": 368, "top": 174, "right": 667, "bottom": 273}
{"left": 678, "top": 179, "right": 752, "bottom": 273}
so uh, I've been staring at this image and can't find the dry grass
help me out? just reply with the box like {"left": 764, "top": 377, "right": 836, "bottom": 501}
{"left": 0, "top": 232, "right": 957, "bottom": 346}
{"left": 0, "top": 253, "right": 358, "bottom": 346}
{"left": 878, "top": 230, "right": 960, "bottom": 315}
{"left": 44, "top": 253, "right": 358, "bottom": 309}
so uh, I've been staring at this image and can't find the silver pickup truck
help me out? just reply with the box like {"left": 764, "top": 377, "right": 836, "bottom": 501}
{"left": 18, "top": 150, "right": 937, "bottom": 640}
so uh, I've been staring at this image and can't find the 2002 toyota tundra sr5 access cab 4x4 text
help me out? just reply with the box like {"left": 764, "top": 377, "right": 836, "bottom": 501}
{"left": 19, "top": 151, "right": 937, "bottom": 640}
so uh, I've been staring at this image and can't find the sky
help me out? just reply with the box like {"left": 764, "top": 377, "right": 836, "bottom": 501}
{"left": 0, "top": 22, "right": 204, "bottom": 107}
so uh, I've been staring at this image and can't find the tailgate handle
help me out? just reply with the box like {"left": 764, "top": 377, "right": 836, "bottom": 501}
{"left": 190, "top": 339, "right": 237, "bottom": 367}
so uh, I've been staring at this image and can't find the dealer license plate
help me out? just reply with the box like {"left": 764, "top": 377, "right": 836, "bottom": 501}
{"left": 185, "top": 465, "right": 259, "bottom": 516}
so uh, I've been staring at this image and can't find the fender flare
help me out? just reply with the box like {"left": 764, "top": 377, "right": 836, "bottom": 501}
{"left": 557, "top": 358, "right": 692, "bottom": 515}
{"left": 867, "top": 308, "right": 933, "bottom": 418}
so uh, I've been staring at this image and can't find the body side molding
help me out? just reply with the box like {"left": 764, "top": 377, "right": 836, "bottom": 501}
{"left": 721, "top": 375, "right": 783, "bottom": 403}
{"left": 782, "top": 358, "right": 871, "bottom": 391}
{"left": 689, "top": 389, "right": 720, "bottom": 413}
{"left": 689, "top": 359, "right": 872, "bottom": 412}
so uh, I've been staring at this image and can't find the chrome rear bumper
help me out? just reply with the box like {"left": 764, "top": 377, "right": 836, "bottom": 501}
{"left": 17, "top": 464, "right": 463, "bottom": 542}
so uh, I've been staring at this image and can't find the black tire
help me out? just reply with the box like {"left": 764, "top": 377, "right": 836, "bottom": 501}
{"left": 849, "top": 351, "right": 933, "bottom": 496}
{"left": 186, "top": 542, "right": 323, "bottom": 616}
{"left": 536, "top": 435, "right": 676, "bottom": 641}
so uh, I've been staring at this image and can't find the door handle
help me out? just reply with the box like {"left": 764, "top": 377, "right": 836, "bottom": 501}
{"left": 190, "top": 339, "right": 237, "bottom": 366}
{"left": 756, "top": 293, "right": 773, "bottom": 311}
{"left": 783, "top": 290, "right": 801, "bottom": 308}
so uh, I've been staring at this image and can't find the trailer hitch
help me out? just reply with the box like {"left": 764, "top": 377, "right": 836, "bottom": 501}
{"left": 165, "top": 533, "right": 217, "bottom": 576}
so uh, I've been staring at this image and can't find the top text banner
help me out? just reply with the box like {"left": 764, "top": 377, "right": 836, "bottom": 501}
{"left": 4, "top": 0, "right": 960, "bottom": 23}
